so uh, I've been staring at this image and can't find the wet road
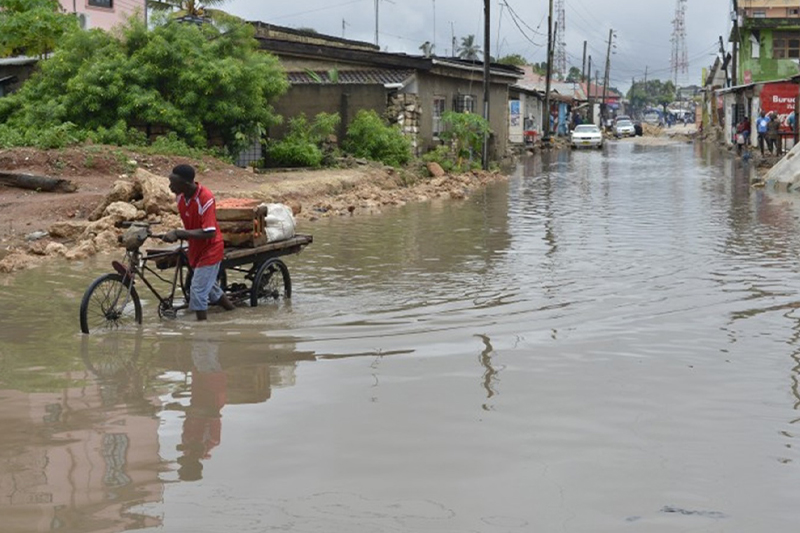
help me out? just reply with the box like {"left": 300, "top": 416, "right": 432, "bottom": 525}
{"left": 2, "top": 141, "right": 800, "bottom": 532}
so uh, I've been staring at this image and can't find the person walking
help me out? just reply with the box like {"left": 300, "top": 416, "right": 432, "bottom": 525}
{"left": 162, "top": 164, "right": 235, "bottom": 321}
{"left": 756, "top": 111, "right": 770, "bottom": 156}
{"left": 767, "top": 111, "right": 781, "bottom": 156}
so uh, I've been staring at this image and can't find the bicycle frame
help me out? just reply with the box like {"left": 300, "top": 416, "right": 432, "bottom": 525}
{"left": 115, "top": 242, "right": 193, "bottom": 317}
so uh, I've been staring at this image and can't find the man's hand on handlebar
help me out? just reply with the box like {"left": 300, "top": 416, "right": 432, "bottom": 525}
{"left": 162, "top": 230, "right": 182, "bottom": 243}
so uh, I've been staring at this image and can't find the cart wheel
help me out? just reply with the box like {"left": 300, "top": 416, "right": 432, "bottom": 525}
{"left": 250, "top": 259, "right": 291, "bottom": 307}
{"left": 79, "top": 273, "right": 142, "bottom": 334}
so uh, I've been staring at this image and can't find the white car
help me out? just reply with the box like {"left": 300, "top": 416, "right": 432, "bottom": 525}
{"left": 614, "top": 119, "right": 636, "bottom": 137}
{"left": 570, "top": 124, "right": 604, "bottom": 149}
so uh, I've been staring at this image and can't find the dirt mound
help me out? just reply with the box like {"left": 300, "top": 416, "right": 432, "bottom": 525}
{"left": 0, "top": 146, "right": 509, "bottom": 274}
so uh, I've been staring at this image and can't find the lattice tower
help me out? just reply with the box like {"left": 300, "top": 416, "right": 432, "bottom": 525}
{"left": 555, "top": 0, "right": 567, "bottom": 79}
{"left": 670, "top": 0, "right": 689, "bottom": 84}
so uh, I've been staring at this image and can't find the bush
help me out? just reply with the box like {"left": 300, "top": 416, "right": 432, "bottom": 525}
{"left": 0, "top": 17, "right": 288, "bottom": 156}
{"left": 439, "top": 111, "right": 491, "bottom": 166}
{"left": 343, "top": 109, "right": 411, "bottom": 167}
{"left": 265, "top": 112, "right": 340, "bottom": 168}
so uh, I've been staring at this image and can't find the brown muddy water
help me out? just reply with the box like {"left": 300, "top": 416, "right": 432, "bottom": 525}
{"left": 2, "top": 142, "right": 800, "bottom": 532}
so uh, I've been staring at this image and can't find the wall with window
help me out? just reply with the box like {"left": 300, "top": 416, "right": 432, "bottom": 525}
{"left": 739, "top": 26, "right": 800, "bottom": 83}
{"left": 57, "top": 0, "right": 146, "bottom": 31}
{"left": 415, "top": 71, "right": 511, "bottom": 156}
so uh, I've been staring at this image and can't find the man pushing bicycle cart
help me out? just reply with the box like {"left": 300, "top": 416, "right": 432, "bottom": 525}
{"left": 162, "top": 164, "right": 235, "bottom": 321}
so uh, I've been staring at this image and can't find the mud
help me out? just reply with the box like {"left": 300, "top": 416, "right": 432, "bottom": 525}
{"left": 0, "top": 147, "right": 507, "bottom": 273}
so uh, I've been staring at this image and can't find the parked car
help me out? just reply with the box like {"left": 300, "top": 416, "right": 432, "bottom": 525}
{"left": 614, "top": 115, "right": 631, "bottom": 124}
{"left": 614, "top": 119, "right": 636, "bottom": 137}
{"left": 570, "top": 124, "right": 604, "bottom": 149}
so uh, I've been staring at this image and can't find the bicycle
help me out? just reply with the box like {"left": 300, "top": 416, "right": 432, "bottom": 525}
{"left": 79, "top": 222, "right": 313, "bottom": 334}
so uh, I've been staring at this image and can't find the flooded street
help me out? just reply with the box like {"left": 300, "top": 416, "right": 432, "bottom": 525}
{"left": 3, "top": 141, "right": 800, "bottom": 532}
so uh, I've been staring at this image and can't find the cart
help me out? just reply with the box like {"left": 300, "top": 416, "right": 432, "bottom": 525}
{"left": 78, "top": 224, "right": 313, "bottom": 334}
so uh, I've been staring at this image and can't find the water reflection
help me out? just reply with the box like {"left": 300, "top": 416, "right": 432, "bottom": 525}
{"left": 5, "top": 142, "right": 800, "bottom": 530}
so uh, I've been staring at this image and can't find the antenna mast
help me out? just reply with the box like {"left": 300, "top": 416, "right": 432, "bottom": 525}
{"left": 670, "top": 0, "right": 688, "bottom": 85}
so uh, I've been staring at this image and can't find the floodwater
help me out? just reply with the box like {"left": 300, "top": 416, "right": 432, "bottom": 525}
{"left": 2, "top": 141, "right": 800, "bottom": 532}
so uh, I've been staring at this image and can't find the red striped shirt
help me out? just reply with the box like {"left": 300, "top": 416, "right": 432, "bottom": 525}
{"left": 177, "top": 183, "right": 224, "bottom": 268}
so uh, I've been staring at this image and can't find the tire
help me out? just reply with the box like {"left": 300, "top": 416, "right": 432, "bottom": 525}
{"left": 250, "top": 259, "right": 291, "bottom": 307}
{"left": 79, "top": 273, "right": 142, "bottom": 334}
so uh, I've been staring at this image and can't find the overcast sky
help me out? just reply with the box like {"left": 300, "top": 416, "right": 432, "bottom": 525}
{"left": 222, "top": 0, "right": 732, "bottom": 90}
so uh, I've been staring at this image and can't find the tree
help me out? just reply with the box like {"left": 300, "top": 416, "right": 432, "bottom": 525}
{"left": 497, "top": 54, "right": 528, "bottom": 67}
{"left": 0, "top": 18, "right": 289, "bottom": 155}
{"left": 457, "top": 35, "right": 481, "bottom": 61}
{"left": 626, "top": 79, "right": 676, "bottom": 113}
{"left": 565, "top": 66, "right": 582, "bottom": 82}
{"left": 152, "top": 0, "right": 229, "bottom": 18}
{"left": 0, "top": 0, "right": 78, "bottom": 58}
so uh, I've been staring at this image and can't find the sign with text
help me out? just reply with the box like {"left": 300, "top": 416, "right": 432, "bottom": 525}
{"left": 760, "top": 82, "right": 798, "bottom": 129}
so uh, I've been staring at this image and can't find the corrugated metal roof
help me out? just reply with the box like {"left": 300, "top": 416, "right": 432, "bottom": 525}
{"left": 287, "top": 69, "right": 414, "bottom": 85}
{"left": 0, "top": 56, "right": 38, "bottom": 66}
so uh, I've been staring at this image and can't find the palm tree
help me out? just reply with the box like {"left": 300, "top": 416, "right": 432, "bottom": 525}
{"left": 457, "top": 35, "right": 481, "bottom": 61}
{"left": 150, "top": 0, "right": 229, "bottom": 20}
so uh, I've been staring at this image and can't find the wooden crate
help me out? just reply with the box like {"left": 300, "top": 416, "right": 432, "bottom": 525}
{"left": 216, "top": 199, "right": 268, "bottom": 248}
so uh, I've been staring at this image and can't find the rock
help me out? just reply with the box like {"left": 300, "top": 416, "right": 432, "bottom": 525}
{"left": 25, "top": 230, "right": 49, "bottom": 242}
{"left": 88, "top": 180, "right": 140, "bottom": 221}
{"left": 94, "top": 229, "right": 121, "bottom": 252}
{"left": 0, "top": 252, "right": 42, "bottom": 273}
{"left": 135, "top": 168, "right": 176, "bottom": 215}
{"left": 49, "top": 220, "right": 89, "bottom": 239}
{"left": 65, "top": 240, "right": 98, "bottom": 261}
{"left": 44, "top": 242, "right": 67, "bottom": 256}
{"left": 80, "top": 217, "right": 115, "bottom": 240}
{"left": 286, "top": 201, "right": 302, "bottom": 216}
{"left": 427, "top": 162, "right": 446, "bottom": 178}
{"left": 104, "top": 201, "right": 140, "bottom": 222}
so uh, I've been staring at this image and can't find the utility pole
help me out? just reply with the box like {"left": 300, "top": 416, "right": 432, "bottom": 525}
{"left": 482, "top": 0, "right": 490, "bottom": 170}
{"left": 433, "top": 0, "right": 436, "bottom": 55}
{"left": 602, "top": 28, "right": 614, "bottom": 125}
{"left": 451, "top": 21, "right": 456, "bottom": 58}
{"left": 732, "top": 0, "right": 739, "bottom": 86}
{"left": 375, "top": 0, "right": 379, "bottom": 47}
{"left": 543, "top": 0, "right": 555, "bottom": 142}
{"left": 581, "top": 40, "right": 587, "bottom": 83}
{"left": 587, "top": 55, "right": 592, "bottom": 121}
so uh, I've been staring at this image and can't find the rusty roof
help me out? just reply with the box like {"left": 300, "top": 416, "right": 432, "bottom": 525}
{"left": 286, "top": 69, "right": 415, "bottom": 85}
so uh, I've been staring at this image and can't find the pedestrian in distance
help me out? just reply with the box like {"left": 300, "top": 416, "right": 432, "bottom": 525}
{"left": 162, "top": 164, "right": 236, "bottom": 321}
{"left": 767, "top": 111, "right": 781, "bottom": 156}
{"left": 756, "top": 111, "right": 770, "bottom": 156}
{"left": 735, "top": 116, "right": 750, "bottom": 156}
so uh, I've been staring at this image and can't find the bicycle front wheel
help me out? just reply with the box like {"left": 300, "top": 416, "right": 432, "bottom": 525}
{"left": 79, "top": 273, "right": 142, "bottom": 334}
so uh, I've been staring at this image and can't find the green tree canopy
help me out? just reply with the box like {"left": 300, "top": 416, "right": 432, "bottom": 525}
{"left": 497, "top": 54, "right": 528, "bottom": 67}
{"left": 0, "top": 0, "right": 78, "bottom": 58}
{"left": 565, "top": 66, "right": 582, "bottom": 82}
{"left": 627, "top": 79, "right": 676, "bottom": 111}
{"left": 0, "top": 18, "right": 288, "bottom": 155}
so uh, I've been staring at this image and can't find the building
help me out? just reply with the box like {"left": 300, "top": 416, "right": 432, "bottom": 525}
{"left": 0, "top": 56, "right": 38, "bottom": 97}
{"left": 252, "top": 23, "right": 522, "bottom": 164}
{"left": 734, "top": 0, "right": 800, "bottom": 84}
{"left": 57, "top": 0, "right": 146, "bottom": 31}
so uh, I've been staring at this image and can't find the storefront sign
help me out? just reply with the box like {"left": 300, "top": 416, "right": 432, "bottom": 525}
{"left": 760, "top": 81, "right": 798, "bottom": 128}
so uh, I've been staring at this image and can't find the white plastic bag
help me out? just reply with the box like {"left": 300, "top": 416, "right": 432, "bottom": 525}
{"left": 263, "top": 203, "right": 296, "bottom": 242}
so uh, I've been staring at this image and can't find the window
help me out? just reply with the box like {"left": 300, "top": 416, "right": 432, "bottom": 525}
{"left": 455, "top": 94, "right": 476, "bottom": 114}
{"left": 432, "top": 96, "right": 446, "bottom": 137}
{"left": 789, "top": 8, "right": 800, "bottom": 17}
{"left": 752, "top": 10, "right": 766, "bottom": 18}
{"left": 88, "top": 0, "right": 113, "bottom": 8}
{"left": 773, "top": 32, "right": 800, "bottom": 59}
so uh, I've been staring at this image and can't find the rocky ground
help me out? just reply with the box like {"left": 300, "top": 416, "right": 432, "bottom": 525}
{"left": 0, "top": 146, "right": 508, "bottom": 273}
